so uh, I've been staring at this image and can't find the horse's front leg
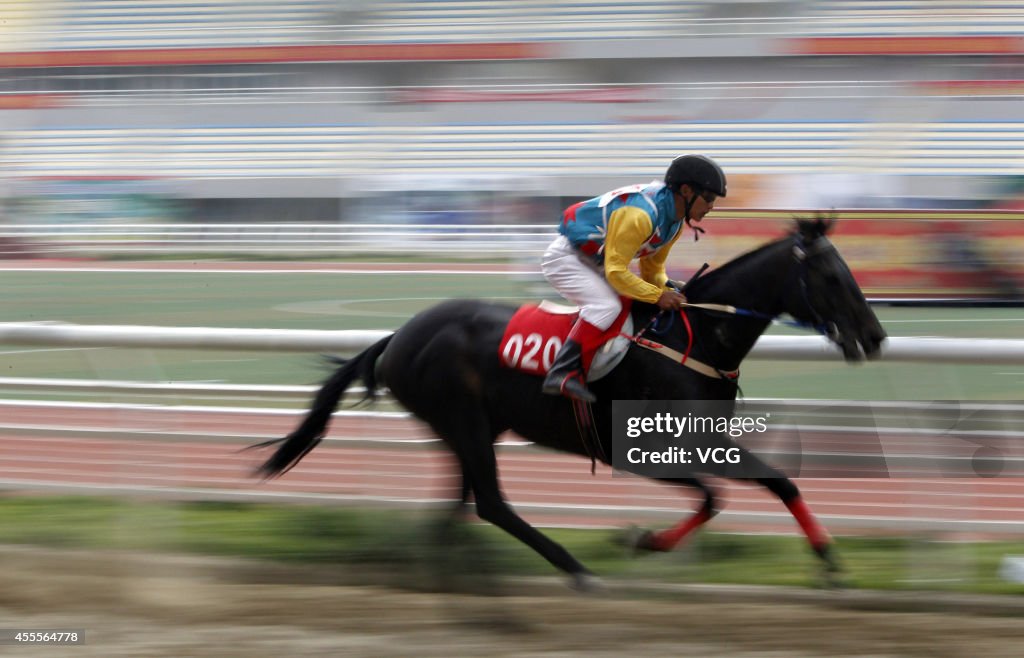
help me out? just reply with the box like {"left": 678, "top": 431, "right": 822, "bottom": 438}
{"left": 751, "top": 470, "right": 843, "bottom": 586}
{"left": 683, "top": 440, "right": 842, "bottom": 585}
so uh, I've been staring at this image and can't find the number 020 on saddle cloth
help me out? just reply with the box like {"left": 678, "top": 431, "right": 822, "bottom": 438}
{"left": 498, "top": 300, "right": 633, "bottom": 382}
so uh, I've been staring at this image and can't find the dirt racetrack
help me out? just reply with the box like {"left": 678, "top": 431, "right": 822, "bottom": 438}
{"left": 0, "top": 546, "right": 1022, "bottom": 657}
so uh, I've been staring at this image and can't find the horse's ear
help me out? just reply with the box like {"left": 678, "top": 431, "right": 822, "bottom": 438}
{"left": 792, "top": 211, "right": 837, "bottom": 240}
{"left": 817, "top": 211, "right": 838, "bottom": 236}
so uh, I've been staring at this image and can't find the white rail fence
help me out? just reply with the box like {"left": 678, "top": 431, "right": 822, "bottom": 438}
{"left": 4, "top": 321, "right": 1024, "bottom": 363}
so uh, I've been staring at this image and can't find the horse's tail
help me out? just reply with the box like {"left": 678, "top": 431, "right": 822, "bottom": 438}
{"left": 252, "top": 334, "right": 393, "bottom": 479}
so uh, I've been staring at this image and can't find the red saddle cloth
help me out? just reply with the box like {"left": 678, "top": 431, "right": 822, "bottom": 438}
{"left": 499, "top": 301, "right": 631, "bottom": 375}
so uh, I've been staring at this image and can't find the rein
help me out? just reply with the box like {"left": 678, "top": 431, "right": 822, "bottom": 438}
{"left": 680, "top": 237, "right": 838, "bottom": 336}
{"left": 691, "top": 302, "right": 830, "bottom": 334}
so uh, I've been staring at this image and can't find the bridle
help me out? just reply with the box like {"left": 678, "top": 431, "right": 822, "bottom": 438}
{"left": 788, "top": 234, "right": 843, "bottom": 342}
{"left": 759, "top": 233, "right": 838, "bottom": 338}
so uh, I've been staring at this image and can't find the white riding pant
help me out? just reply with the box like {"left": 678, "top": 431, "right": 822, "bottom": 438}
{"left": 541, "top": 235, "right": 623, "bottom": 331}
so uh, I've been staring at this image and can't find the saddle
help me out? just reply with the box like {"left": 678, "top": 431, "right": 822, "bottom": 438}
{"left": 499, "top": 300, "right": 633, "bottom": 382}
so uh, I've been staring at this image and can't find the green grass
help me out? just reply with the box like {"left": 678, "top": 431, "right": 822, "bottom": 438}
{"left": 1, "top": 496, "right": 1022, "bottom": 596}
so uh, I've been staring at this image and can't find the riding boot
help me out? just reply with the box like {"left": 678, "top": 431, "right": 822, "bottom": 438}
{"left": 542, "top": 339, "right": 595, "bottom": 402}
{"left": 542, "top": 319, "right": 605, "bottom": 403}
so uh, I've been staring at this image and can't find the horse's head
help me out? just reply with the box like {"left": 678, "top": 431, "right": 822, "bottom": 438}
{"left": 783, "top": 217, "right": 887, "bottom": 361}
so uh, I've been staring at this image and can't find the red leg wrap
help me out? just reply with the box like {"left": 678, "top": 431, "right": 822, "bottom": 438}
{"left": 785, "top": 496, "right": 831, "bottom": 550}
{"left": 649, "top": 507, "right": 712, "bottom": 552}
{"left": 569, "top": 319, "right": 609, "bottom": 372}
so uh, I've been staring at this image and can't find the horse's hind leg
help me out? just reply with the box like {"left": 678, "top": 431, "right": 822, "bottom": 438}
{"left": 433, "top": 465, "right": 473, "bottom": 552}
{"left": 444, "top": 413, "right": 599, "bottom": 590}
{"left": 435, "top": 465, "right": 472, "bottom": 539}
{"left": 432, "top": 461, "right": 501, "bottom": 595}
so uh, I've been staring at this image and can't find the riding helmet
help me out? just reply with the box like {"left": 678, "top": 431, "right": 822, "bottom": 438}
{"left": 664, "top": 154, "right": 727, "bottom": 197}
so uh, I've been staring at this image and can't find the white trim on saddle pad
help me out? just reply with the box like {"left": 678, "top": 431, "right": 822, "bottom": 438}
{"left": 537, "top": 299, "right": 580, "bottom": 315}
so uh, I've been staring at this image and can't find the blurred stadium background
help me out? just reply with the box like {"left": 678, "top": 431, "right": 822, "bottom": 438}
{"left": 1, "top": 1, "right": 1023, "bottom": 644}
{"left": 1, "top": 1, "right": 1023, "bottom": 297}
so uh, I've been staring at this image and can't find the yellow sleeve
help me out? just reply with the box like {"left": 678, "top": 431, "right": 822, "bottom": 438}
{"left": 638, "top": 228, "right": 682, "bottom": 290}
{"left": 603, "top": 206, "right": 664, "bottom": 303}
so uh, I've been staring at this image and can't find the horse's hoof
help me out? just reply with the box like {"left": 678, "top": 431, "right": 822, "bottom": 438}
{"left": 568, "top": 572, "right": 607, "bottom": 594}
{"left": 822, "top": 572, "right": 847, "bottom": 589}
{"left": 820, "top": 560, "right": 848, "bottom": 589}
{"left": 613, "top": 525, "right": 659, "bottom": 553}
{"left": 818, "top": 562, "right": 847, "bottom": 589}
{"left": 816, "top": 545, "right": 847, "bottom": 589}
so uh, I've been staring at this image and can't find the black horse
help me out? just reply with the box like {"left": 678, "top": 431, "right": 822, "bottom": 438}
{"left": 255, "top": 218, "right": 886, "bottom": 590}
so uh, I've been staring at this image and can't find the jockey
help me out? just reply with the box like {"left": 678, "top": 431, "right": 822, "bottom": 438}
{"left": 540, "top": 154, "right": 727, "bottom": 403}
